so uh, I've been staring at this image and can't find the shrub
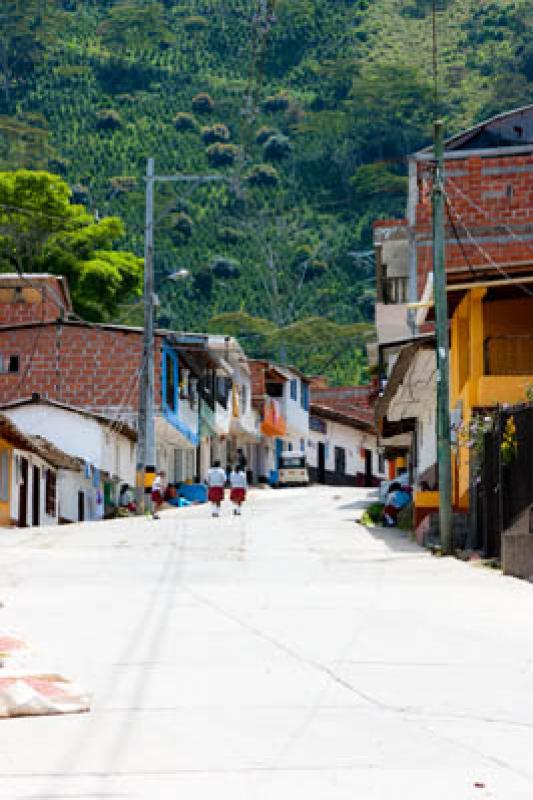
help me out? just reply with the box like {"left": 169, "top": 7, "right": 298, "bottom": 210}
{"left": 96, "top": 108, "right": 122, "bottom": 131}
{"left": 201, "top": 123, "right": 230, "bottom": 144}
{"left": 217, "top": 226, "right": 244, "bottom": 244}
{"left": 169, "top": 212, "right": 194, "bottom": 240}
{"left": 48, "top": 156, "right": 68, "bottom": 176}
{"left": 71, "top": 183, "right": 90, "bottom": 204}
{"left": 263, "top": 133, "right": 291, "bottom": 161}
{"left": 262, "top": 92, "right": 290, "bottom": 113}
{"left": 192, "top": 92, "right": 214, "bottom": 114}
{"left": 206, "top": 142, "right": 239, "bottom": 167}
{"left": 246, "top": 163, "right": 279, "bottom": 187}
{"left": 255, "top": 125, "right": 277, "bottom": 145}
{"left": 174, "top": 112, "right": 198, "bottom": 132}
{"left": 109, "top": 175, "right": 137, "bottom": 194}
{"left": 211, "top": 256, "right": 240, "bottom": 279}
{"left": 184, "top": 15, "right": 208, "bottom": 32}
{"left": 360, "top": 502, "right": 384, "bottom": 526}
{"left": 305, "top": 259, "right": 328, "bottom": 280}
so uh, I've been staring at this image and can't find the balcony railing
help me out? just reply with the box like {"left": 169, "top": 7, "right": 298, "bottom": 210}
{"left": 383, "top": 276, "right": 408, "bottom": 305}
{"left": 484, "top": 336, "right": 533, "bottom": 376}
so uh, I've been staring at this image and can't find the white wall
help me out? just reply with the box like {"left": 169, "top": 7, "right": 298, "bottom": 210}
{"left": 283, "top": 376, "right": 309, "bottom": 437}
{"left": 10, "top": 449, "right": 59, "bottom": 527}
{"left": 417, "top": 401, "right": 437, "bottom": 477}
{"left": 307, "top": 421, "right": 385, "bottom": 479}
{"left": 4, "top": 404, "right": 136, "bottom": 485}
{"left": 58, "top": 469, "right": 101, "bottom": 523}
{"left": 178, "top": 395, "right": 199, "bottom": 438}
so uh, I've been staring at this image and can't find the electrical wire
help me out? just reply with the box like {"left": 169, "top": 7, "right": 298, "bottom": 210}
{"left": 444, "top": 193, "right": 533, "bottom": 298}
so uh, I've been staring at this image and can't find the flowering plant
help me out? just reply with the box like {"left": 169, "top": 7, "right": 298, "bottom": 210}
{"left": 500, "top": 416, "right": 518, "bottom": 466}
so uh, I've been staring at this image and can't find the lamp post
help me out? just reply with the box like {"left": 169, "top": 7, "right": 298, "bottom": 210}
{"left": 135, "top": 159, "right": 225, "bottom": 514}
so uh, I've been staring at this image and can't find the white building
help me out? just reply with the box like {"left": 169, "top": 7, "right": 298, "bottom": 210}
{"left": 0, "top": 396, "right": 137, "bottom": 521}
{"left": 249, "top": 360, "right": 310, "bottom": 482}
{"left": 307, "top": 384, "right": 385, "bottom": 487}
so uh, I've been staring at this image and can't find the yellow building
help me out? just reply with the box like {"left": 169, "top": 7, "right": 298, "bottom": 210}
{"left": 0, "top": 437, "right": 13, "bottom": 526}
{"left": 450, "top": 286, "right": 533, "bottom": 510}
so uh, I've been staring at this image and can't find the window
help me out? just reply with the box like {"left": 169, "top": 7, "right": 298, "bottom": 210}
{"left": 165, "top": 352, "right": 176, "bottom": 411}
{"left": 290, "top": 379, "right": 298, "bottom": 401}
{"left": 216, "top": 376, "right": 232, "bottom": 408}
{"left": 45, "top": 469, "right": 56, "bottom": 516}
{"left": 334, "top": 447, "right": 346, "bottom": 475}
{"left": 266, "top": 381, "right": 283, "bottom": 398}
{"left": 0, "top": 449, "right": 8, "bottom": 501}
{"left": 378, "top": 452, "right": 385, "bottom": 474}
{"left": 301, "top": 382, "right": 309, "bottom": 411}
{"left": 0, "top": 355, "right": 19, "bottom": 374}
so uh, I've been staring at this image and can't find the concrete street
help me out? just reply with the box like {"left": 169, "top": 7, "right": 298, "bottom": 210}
{"left": 0, "top": 486, "right": 532, "bottom": 800}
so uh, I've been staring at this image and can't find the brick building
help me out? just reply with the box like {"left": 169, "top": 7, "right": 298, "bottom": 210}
{"left": 0, "top": 274, "right": 209, "bottom": 483}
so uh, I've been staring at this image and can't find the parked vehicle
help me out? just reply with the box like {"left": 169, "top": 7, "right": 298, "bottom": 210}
{"left": 278, "top": 451, "right": 309, "bottom": 487}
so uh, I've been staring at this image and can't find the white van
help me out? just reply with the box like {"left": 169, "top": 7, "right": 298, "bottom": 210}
{"left": 278, "top": 451, "right": 309, "bottom": 487}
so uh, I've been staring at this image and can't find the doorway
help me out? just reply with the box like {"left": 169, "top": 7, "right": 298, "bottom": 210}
{"left": 317, "top": 442, "right": 326, "bottom": 484}
{"left": 32, "top": 465, "right": 40, "bottom": 526}
{"left": 364, "top": 449, "right": 373, "bottom": 487}
{"left": 78, "top": 491, "right": 85, "bottom": 522}
{"left": 18, "top": 457, "right": 28, "bottom": 528}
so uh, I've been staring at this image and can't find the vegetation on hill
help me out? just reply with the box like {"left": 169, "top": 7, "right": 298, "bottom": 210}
{"left": 0, "top": 0, "right": 531, "bottom": 381}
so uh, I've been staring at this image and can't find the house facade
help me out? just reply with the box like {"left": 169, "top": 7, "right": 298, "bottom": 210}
{"left": 0, "top": 396, "right": 137, "bottom": 521}
{"left": 0, "top": 413, "right": 82, "bottom": 527}
{"left": 308, "top": 382, "right": 385, "bottom": 487}
{"left": 249, "top": 360, "right": 310, "bottom": 482}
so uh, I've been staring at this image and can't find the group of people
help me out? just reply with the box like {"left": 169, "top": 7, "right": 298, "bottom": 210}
{"left": 206, "top": 457, "right": 248, "bottom": 518}
{"left": 118, "top": 449, "right": 250, "bottom": 520}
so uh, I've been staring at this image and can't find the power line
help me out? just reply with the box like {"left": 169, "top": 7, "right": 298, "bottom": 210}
{"left": 444, "top": 193, "right": 533, "bottom": 298}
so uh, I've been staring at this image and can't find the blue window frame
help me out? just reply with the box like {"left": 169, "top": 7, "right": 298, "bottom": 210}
{"left": 301, "top": 382, "right": 309, "bottom": 411}
{"left": 290, "top": 378, "right": 298, "bottom": 401}
{"left": 162, "top": 346, "right": 179, "bottom": 414}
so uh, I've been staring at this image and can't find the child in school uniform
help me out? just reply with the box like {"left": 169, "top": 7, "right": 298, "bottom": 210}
{"left": 229, "top": 464, "right": 247, "bottom": 515}
{"left": 206, "top": 460, "right": 227, "bottom": 517}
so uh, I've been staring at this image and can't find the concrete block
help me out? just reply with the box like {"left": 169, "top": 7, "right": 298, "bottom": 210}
{"left": 502, "top": 532, "right": 533, "bottom": 580}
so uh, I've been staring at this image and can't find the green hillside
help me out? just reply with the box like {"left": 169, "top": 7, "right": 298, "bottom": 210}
{"left": 1, "top": 0, "right": 531, "bottom": 381}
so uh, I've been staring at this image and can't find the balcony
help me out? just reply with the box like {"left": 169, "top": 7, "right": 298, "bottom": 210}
{"left": 382, "top": 276, "right": 408, "bottom": 305}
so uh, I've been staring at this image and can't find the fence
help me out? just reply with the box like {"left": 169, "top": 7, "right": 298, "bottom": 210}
{"left": 473, "top": 403, "right": 533, "bottom": 557}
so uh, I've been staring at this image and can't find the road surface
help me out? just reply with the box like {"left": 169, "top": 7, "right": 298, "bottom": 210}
{"left": 0, "top": 486, "right": 532, "bottom": 799}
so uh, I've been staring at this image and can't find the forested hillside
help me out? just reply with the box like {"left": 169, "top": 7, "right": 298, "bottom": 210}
{"left": 1, "top": 0, "right": 531, "bottom": 381}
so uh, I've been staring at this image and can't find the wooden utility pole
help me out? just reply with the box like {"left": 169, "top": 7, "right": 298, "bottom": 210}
{"left": 432, "top": 120, "right": 453, "bottom": 554}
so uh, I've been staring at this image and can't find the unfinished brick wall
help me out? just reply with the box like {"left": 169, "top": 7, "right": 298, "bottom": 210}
{"left": 415, "top": 152, "right": 533, "bottom": 294}
{"left": 0, "top": 321, "right": 163, "bottom": 415}
{"left": 0, "top": 278, "right": 72, "bottom": 325}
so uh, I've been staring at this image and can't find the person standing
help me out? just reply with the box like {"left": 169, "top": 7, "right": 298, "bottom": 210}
{"left": 230, "top": 464, "right": 247, "bottom": 515}
{"left": 207, "top": 460, "right": 227, "bottom": 517}
{"left": 151, "top": 471, "right": 166, "bottom": 520}
{"left": 237, "top": 448, "right": 247, "bottom": 472}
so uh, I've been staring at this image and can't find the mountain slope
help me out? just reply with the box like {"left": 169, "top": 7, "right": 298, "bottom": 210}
{"left": 1, "top": 0, "right": 531, "bottom": 380}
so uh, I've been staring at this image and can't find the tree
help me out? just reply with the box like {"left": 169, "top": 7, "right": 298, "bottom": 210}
{"left": 98, "top": 1, "right": 174, "bottom": 55}
{"left": 0, "top": 170, "right": 142, "bottom": 320}
{"left": 0, "top": 0, "right": 63, "bottom": 110}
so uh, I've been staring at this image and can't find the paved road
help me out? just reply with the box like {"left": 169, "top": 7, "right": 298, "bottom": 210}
{"left": 0, "top": 486, "right": 532, "bottom": 799}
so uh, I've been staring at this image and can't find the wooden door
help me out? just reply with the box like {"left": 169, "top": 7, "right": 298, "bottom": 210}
{"left": 18, "top": 458, "right": 28, "bottom": 528}
{"left": 32, "top": 465, "right": 40, "bottom": 526}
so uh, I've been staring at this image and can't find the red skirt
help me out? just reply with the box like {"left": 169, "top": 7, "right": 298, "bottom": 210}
{"left": 151, "top": 490, "right": 163, "bottom": 503}
{"left": 230, "top": 487, "right": 246, "bottom": 503}
{"left": 208, "top": 486, "right": 225, "bottom": 503}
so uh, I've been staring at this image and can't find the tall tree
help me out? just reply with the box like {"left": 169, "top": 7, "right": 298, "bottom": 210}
{"left": 0, "top": 170, "right": 142, "bottom": 320}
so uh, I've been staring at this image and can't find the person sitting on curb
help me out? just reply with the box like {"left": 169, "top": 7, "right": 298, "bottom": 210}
{"left": 383, "top": 481, "right": 411, "bottom": 527}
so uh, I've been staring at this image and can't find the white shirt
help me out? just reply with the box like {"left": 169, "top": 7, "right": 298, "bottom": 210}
{"left": 207, "top": 467, "right": 226, "bottom": 487}
{"left": 230, "top": 470, "right": 247, "bottom": 489}
{"left": 152, "top": 475, "right": 165, "bottom": 493}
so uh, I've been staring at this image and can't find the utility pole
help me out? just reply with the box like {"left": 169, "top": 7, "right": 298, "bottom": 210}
{"left": 432, "top": 120, "right": 453, "bottom": 554}
{"left": 135, "top": 161, "right": 226, "bottom": 514}
{"left": 136, "top": 157, "right": 156, "bottom": 514}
